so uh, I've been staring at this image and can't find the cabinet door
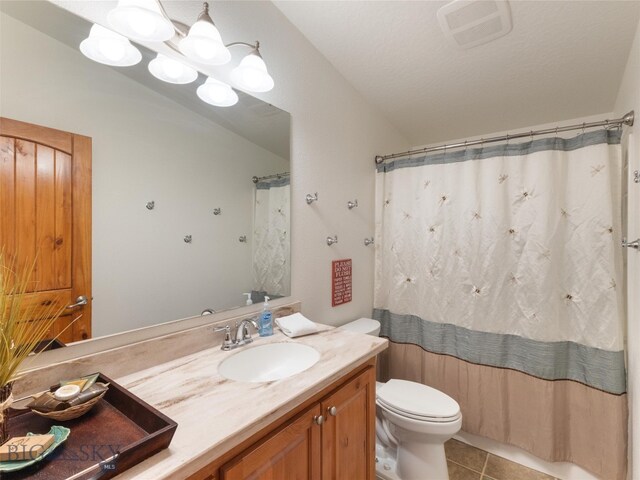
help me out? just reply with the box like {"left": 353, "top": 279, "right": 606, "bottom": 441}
{"left": 321, "top": 367, "right": 376, "bottom": 480}
{"left": 221, "top": 405, "right": 322, "bottom": 480}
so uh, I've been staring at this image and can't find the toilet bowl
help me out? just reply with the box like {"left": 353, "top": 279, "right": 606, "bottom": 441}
{"left": 340, "top": 318, "right": 462, "bottom": 480}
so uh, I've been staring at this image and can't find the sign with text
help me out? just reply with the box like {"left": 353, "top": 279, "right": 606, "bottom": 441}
{"left": 332, "top": 259, "right": 352, "bottom": 307}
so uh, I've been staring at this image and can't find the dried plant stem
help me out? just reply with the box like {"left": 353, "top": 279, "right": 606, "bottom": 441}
{"left": 0, "top": 252, "right": 78, "bottom": 388}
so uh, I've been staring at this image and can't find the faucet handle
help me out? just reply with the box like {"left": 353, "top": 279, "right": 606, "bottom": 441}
{"left": 213, "top": 324, "right": 234, "bottom": 350}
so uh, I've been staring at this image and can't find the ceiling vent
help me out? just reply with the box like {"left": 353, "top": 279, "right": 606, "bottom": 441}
{"left": 437, "top": 0, "right": 512, "bottom": 49}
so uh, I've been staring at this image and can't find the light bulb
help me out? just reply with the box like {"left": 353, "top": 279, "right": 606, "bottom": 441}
{"left": 180, "top": 19, "right": 230, "bottom": 65}
{"left": 197, "top": 77, "right": 238, "bottom": 107}
{"left": 108, "top": 0, "right": 174, "bottom": 42}
{"left": 128, "top": 9, "right": 157, "bottom": 37}
{"left": 80, "top": 24, "right": 141, "bottom": 67}
{"left": 98, "top": 38, "right": 126, "bottom": 62}
{"left": 148, "top": 53, "right": 198, "bottom": 84}
{"left": 162, "top": 60, "right": 183, "bottom": 80}
{"left": 230, "top": 52, "right": 274, "bottom": 93}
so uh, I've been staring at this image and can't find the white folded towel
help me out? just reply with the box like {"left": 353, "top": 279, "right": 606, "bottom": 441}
{"left": 275, "top": 313, "right": 319, "bottom": 338}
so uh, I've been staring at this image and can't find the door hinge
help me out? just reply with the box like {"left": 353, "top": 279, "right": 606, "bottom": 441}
{"left": 634, "top": 170, "right": 640, "bottom": 183}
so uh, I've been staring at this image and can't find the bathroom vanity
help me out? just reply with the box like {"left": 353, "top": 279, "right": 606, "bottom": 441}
{"left": 13, "top": 316, "right": 387, "bottom": 480}
{"left": 113, "top": 324, "right": 386, "bottom": 480}
{"left": 192, "top": 359, "right": 376, "bottom": 480}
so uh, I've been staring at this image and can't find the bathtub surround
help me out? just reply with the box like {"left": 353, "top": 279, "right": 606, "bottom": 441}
{"left": 374, "top": 129, "right": 627, "bottom": 479}
{"left": 252, "top": 175, "right": 291, "bottom": 297}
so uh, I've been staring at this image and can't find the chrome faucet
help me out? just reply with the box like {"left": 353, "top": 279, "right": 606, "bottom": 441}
{"left": 235, "top": 318, "right": 259, "bottom": 346}
{"left": 213, "top": 318, "right": 259, "bottom": 351}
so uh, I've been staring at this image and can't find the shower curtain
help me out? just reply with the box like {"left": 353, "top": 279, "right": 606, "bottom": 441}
{"left": 374, "top": 130, "right": 627, "bottom": 479}
{"left": 252, "top": 176, "right": 290, "bottom": 298}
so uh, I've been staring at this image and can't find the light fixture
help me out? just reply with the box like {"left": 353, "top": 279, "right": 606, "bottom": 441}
{"left": 230, "top": 43, "right": 274, "bottom": 93}
{"left": 79, "top": 1, "right": 274, "bottom": 107}
{"left": 197, "top": 77, "right": 238, "bottom": 107}
{"left": 108, "top": 0, "right": 174, "bottom": 42}
{"left": 148, "top": 53, "right": 198, "bottom": 84}
{"left": 79, "top": 24, "right": 142, "bottom": 67}
{"left": 179, "top": 3, "right": 231, "bottom": 65}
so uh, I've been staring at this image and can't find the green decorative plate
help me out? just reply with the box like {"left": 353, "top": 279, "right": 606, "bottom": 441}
{"left": 0, "top": 425, "right": 70, "bottom": 472}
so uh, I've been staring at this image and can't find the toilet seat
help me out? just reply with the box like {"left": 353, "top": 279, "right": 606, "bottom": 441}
{"left": 377, "top": 379, "right": 461, "bottom": 423}
{"left": 378, "top": 398, "right": 462, "bottom": 423}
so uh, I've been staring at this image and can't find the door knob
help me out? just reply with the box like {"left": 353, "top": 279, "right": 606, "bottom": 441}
{"left": 327, "top": 406, "right": 337, "bottom": 416}
{"left": 66, "top": 295, "right": 88, "bottom": 309}
{"left": 313, "top": 415, "right": 324, "bottom": 425}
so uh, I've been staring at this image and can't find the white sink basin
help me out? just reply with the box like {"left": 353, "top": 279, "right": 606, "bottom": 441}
{"left": 218, "top": 342, "right": 321, "bottom": 382}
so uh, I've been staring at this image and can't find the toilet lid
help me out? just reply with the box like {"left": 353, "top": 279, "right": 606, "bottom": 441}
{"left": 377, "top": 379, "right": 460, "bottom": 421}
{"left": 340, "top": 318, "right": 380, "bottom": 335}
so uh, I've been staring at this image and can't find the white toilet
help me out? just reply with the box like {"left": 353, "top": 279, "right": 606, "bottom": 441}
{"left": 340, "top": 318, "right": 462, "bottom": 480}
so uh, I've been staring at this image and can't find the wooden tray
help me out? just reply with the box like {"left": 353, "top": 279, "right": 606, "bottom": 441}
{"left": 5, "top": 373, "right": 177, "bottom": 479}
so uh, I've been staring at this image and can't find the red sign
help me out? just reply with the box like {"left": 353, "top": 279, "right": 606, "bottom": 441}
{"left": 332, "top": 259, "right": 352, "bottom": 307}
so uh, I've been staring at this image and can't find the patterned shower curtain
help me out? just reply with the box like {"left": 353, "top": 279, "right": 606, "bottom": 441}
{"left": 252, "top": 176, "right": 290, "bottom": 298}
{"left": 374, "top": 130, "right": 627, "bottom": 479}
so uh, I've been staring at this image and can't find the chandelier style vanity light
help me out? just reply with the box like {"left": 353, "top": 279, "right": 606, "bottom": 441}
{"left": 79, "top": 0, "right": 274, "bottom": 107}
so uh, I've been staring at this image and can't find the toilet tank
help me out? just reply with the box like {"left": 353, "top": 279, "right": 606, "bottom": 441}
{"left": 339, "top": 318, "right": 381, "bottom": 336}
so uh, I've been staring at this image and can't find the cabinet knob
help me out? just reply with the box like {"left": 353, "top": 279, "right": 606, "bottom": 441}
{"left": 327, "top": 406, "right": 337, "bottom": 416}
{"left": 313, "top": 415, "right": 325, "bottom": 425}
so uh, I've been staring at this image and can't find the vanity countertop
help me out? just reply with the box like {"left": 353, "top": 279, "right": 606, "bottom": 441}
{"left": 112, "top": 324, "right": 387, "bottom": 479}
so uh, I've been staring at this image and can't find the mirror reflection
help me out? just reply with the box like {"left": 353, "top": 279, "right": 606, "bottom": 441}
{"left": 0, "top": 1, "right": 291, "bottom": 342}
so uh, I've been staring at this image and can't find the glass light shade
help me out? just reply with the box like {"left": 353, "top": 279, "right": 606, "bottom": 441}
{"left": 108, "top": 0, "right": 174, "bottom": 42}
{"left": 197, "top": 77, "right": 238, "bottom": 107}
{"left": 148, "top": 54, "right": 198, "bottom": 84}
{"left": 179, "top": 20, "right": 231, "bottom": 65}
{"left": 230, "top": 53, "right": 274, "bottom": 93}
{"left": 79, "top": 24, "right": 142, "bottom": 67}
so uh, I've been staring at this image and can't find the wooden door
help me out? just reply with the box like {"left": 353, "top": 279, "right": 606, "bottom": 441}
{"left": 0, "top": 117, "right": 91, "bottom": 343}
{"left": 221, "top": 405, "right": 322, "bottom": 480}
{"left": 321, "top": 367, "right": 376, "bottom": 480}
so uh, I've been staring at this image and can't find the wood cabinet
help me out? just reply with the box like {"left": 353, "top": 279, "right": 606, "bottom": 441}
{"left": 188, "top": 361, "right": 376, "bottom": 480}
{"left": 222, "top": 405, "right": 322, "bottom": 480}
{"left": 321, "top": 368, "right": 376, "bottom": 480}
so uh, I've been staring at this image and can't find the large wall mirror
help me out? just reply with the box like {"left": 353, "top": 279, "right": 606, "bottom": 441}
{"left": 0, "top": 1, "right": 291, "bottom": 345}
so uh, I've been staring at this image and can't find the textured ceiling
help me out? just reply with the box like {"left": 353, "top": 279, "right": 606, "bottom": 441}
{"left": 274, "top": 0, "right": 640, "bottom": 146}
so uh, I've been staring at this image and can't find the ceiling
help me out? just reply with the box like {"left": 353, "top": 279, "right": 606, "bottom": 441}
{"left": 274, "top": 0, "right": 640, "bottom": 146}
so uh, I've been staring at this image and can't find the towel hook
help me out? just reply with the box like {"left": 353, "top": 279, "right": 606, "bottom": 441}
{"left": 327, "top": 235, "right": 338, "bottom": 246}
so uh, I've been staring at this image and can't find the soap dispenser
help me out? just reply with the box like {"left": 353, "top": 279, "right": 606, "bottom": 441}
{"left": 243, "top": 293, "right": 253, "bottom": 306}
{"left": 258, "top": 296, "right": 273, "bottom": 337}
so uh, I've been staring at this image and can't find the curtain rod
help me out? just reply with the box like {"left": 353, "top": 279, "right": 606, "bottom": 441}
{"left": 374, "top": 111, "right": 635, "bottom": 164}
{"left": 252, "top": 172, "right": 290, "bottom": 183}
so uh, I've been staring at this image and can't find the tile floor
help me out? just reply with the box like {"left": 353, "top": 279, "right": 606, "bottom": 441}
{"left": 445, "top": 439, "right": 558, "bottom": 480}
